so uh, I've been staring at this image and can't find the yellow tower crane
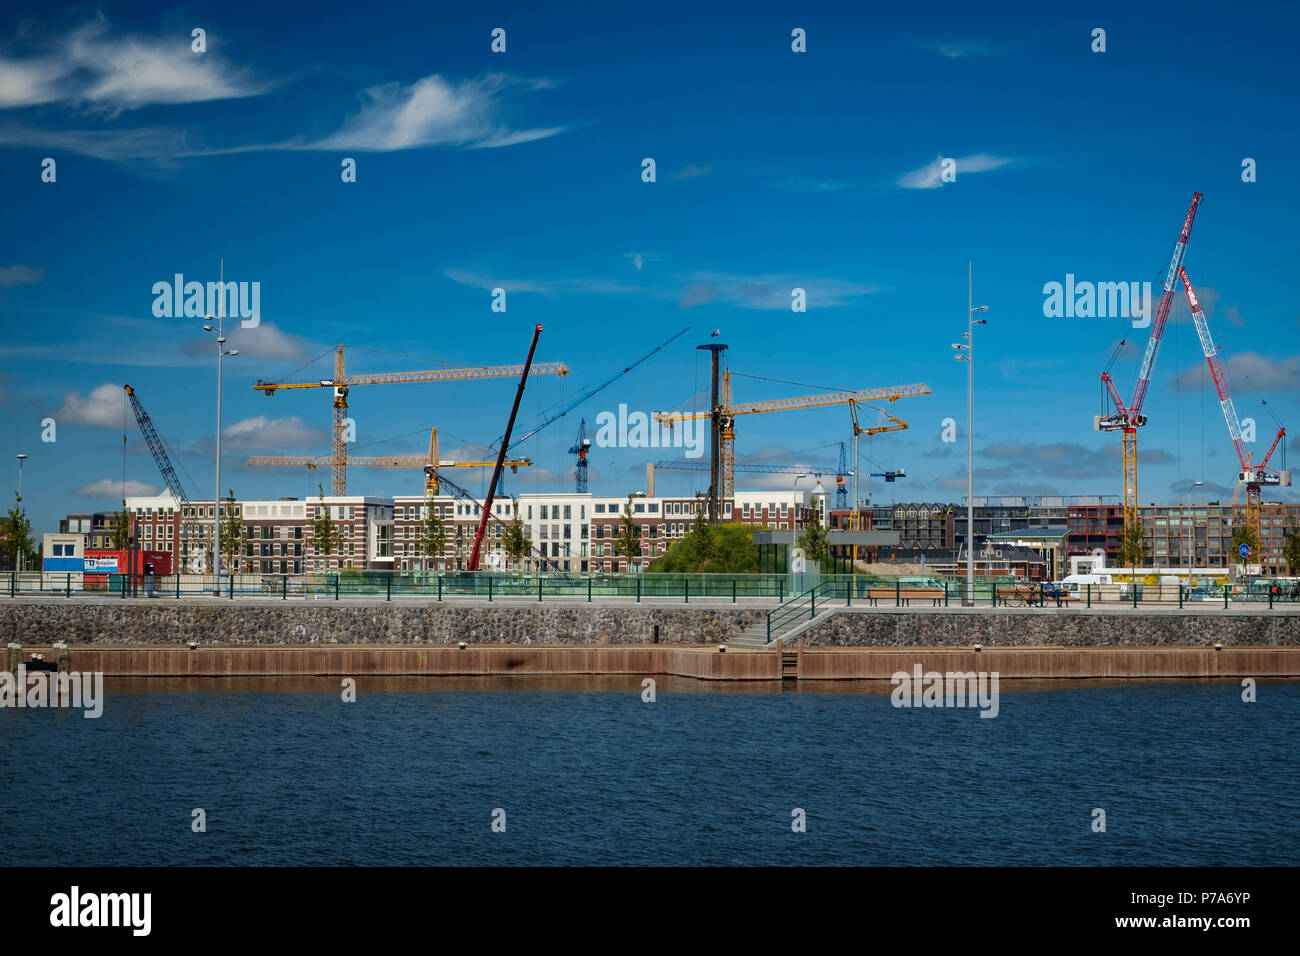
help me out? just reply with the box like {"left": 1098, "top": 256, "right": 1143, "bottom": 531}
{"left": 655, "top": 371, "right": 930, "bottom": 497}
{"left": 254, "top": 344, "right": 567, "bottom": 494}
{"left": 248, "top": 428, "right": 532, "bottom": 496}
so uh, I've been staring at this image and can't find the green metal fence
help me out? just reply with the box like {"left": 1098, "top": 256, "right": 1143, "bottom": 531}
{"left": 3, "top": 569, "right": 1296, "bottom": 609}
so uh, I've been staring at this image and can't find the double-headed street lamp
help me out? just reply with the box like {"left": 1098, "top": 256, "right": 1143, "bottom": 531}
{"left": 952, "top": 263, "right": 989, "bottom": 606}
{"left": 204, "top": 314, "right": 239, "bottom": 597}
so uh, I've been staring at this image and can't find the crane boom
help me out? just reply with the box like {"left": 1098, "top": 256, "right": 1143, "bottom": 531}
{"left": 469, "top": 325, "right": 544, "bottom": 571}
{"left": 124, "top": 385, "right": 191, "bottom": 506}
{"left": 124, "top": 384, "right": 203, "bottom": 570}
{"left": 1128, "top": 192, "right": 1203, "bottom": 419}
{"left": 1179, "top": 268, "right": 1252, "bottom": 471}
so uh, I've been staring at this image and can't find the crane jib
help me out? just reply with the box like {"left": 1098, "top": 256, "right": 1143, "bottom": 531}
{"left": 1126, "top": 193, "right": 1202, "bottom": 417}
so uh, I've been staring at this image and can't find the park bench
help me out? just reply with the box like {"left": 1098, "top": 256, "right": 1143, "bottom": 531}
{"left": 865, "top": 586, "right": 946, "bottom": 607}
{"left": 996, "top": 585, "right": 1050, "bottom": 606}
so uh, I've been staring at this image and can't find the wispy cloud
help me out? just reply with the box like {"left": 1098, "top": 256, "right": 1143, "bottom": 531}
{"left": 1170, "top": 352, "right": 1300, "bottom": 393}
{"left": 278, "top": 73, "right": 563, "bottom": 152}
{"left": 447, "top": 265, "right": 880, "bottom": 311}
{"left": 917, "top": 38, "right": 1009, "bottom": 59}
{"left": 624, "top": 252, "right": 666, "bottom": 271}
{"left": 898, "top": 152, "right": 1018, "bottom": 189}
{"left": 671, "top": 163, "right": 711, "bottom": 180}
{"left": 768, "top": 176, "right": 856, "bottom": 193}
{"left": 443, "top": 268, "right": 641, "bottom": 297}
{"left": 0, "top": 17, "right": 272, "bottom": 115}
{"left": 0, "top": 264, "right": 43, "bottom": 286}
{"left": 677, "top": 271, "right": 882, "bottom": 310}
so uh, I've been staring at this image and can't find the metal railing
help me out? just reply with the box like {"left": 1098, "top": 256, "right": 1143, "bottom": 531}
{"left": 3, "top": 570, "right": 1295, "bottom": 610}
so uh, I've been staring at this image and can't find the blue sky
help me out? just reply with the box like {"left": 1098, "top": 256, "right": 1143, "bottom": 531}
{"left": 2, "top": 0, "right": 1298, "bottom": 535}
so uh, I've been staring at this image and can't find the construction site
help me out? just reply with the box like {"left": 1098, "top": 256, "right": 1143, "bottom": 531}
{"left": 21, "top": 191, "right": 1295, "bottom": 601}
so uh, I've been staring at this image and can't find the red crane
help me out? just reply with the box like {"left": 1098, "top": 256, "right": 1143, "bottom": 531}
{"left": 1178, "top": 267, "right": 1290, "bottom": 558}
{"left": 468, "top": 324, "right": 545, "bottom": 571}
{"left": 1097, "top": 192, "right": 1203, "bottom": 536}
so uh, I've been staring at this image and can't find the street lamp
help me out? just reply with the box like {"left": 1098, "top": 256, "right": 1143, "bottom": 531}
{"left": 204, "top": 304, "right": 239, "bottom": 597}
{"left": 952, "top": 262, "right": 989, "bottom": 606}
{"left": 15, "top": 454, "right": 27, "bottom": 573}
{"left": 792, "top": 473, "right": 812, "bottom": 573}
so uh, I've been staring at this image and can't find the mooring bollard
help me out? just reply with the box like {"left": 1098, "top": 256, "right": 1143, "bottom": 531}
{"left": 52, "top": 642, "right": 70, "bottom": 674}
{"left": 4, "top": 643, "right": 20, "bottom": 675}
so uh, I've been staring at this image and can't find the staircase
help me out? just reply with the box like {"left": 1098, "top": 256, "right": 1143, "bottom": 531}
{"left": 730, "top": 579, "right": 848, "bottom": 648}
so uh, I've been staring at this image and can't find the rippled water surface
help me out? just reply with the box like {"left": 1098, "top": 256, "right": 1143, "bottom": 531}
{"left": 3, "top": 676, "right": 1296, "bottom": 865}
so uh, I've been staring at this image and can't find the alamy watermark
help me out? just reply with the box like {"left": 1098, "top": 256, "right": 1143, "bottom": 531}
{"left": 1, "top": 665, "right": 104, "bottom": 718}
{"left": 1043, "top": 275, "right": 1152, "bottom": 328}
{"left": 890, "top": 665, "right": 999, "bottom": 718}
{"left": 151, "top": 274, "right": 260, "bottom": 327}
{"left": 594, "top": 404, "right": 705, "bottom": 458}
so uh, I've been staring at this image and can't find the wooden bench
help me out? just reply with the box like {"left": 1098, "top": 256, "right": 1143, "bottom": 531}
{"left": 865, "top": 586, "right": 946, "bottom": 607}
{"left": 995, "top": 586, "right": 1038, "bottom": 606}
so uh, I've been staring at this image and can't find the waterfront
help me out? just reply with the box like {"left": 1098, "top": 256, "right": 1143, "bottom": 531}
{"left": 3, "top": 677, "right": 1296, "bottom": 866}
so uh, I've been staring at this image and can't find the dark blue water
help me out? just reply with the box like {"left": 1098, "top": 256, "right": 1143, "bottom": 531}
{"left": 2, "top": 677, "right": 1296, "bottom": 865}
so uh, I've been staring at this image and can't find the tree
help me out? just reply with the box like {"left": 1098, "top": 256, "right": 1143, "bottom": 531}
{"left": 310, "top": 483, "right": 340, "bottom": 572}
{"left": 1285, "top": 518, "right": 1300, "bottom": 576}
{"left": 648, "top": 523, "right": 768, "bottom": 574}
{"left": 500, "top": 496, "right": 532, "bottom": 570}
{"left": 614, "top": 494, "right": 642, "bottom": 569}
{"left": 1231, "top": 522, "right": 1260, "bottom": 570}
{"left": 0, "top": 492, "right": 36, "bottom": 572}
{"left": 109, "top": 500, "right": 131, "bottom": 550}
{"left": 798, "top": 513, "right": 830, "bottom": 570}
{"left": 219, "top": 488, "right": 246, "bottom": 577}
{"left": 1119, "top": 518, "right": 1146, "bottom": 568}
{"left": 414, "top": 498, "right": 448, "bottom": 571}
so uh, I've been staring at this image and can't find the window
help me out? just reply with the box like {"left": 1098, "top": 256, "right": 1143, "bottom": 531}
{"left": 563, "top": 505, "right": 571, "bottom": 519}
{"left": 634, "top": 504, "right": 645, "bottom": 514}
{"left": 541, "top": 505, "right": 549, "bottom": 519}
{"left": 595, "top": 504, "right": 605, "bottom": 514}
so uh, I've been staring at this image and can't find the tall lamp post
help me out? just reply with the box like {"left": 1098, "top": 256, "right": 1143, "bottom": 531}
{"left": 952, "top": 263, "right": 989, "bottom": 606}
{"left": 15, "top": 454, "right": 27, "bottom": 573}
{"left": 204, "top": 303, "right": 239, "bottom": 597}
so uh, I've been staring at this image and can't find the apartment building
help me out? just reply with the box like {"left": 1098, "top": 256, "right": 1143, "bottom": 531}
{"left": 390, "top": 489, "right": 812, "bottom": 572}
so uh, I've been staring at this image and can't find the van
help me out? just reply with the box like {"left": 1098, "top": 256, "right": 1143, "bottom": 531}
{"left": 1060, "top": 573, "right": 1112, "bottom": 595}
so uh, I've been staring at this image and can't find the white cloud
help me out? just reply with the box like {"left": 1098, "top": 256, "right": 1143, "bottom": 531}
{"left": 221, "top": 415, "right": 326, "bottom": 450}
{"left": 0, "top": 17, "right": 271, "bottom": 115}
{"left": 72, "top": 477, "right": 158, "bottom": 498}
{"left": 0, "top": 264, "right": 42, "bottom": 286}
{"left": 51, "top": 383, "right": 125, "bottom": 426}
{"left": 178, "top": 321, "right": 313, "bottom": 362}
{"left": 898, "top": 152, "right": 1017, "bottom": 189}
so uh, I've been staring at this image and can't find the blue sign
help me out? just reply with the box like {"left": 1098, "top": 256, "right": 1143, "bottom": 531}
{"left": 1238, "top": 543, "right": 1251, "bottom": 558}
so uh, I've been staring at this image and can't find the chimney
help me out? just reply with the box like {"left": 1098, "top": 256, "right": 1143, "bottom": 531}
{"left": 645, "top": 463, "right": 655, "bottom": 498}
